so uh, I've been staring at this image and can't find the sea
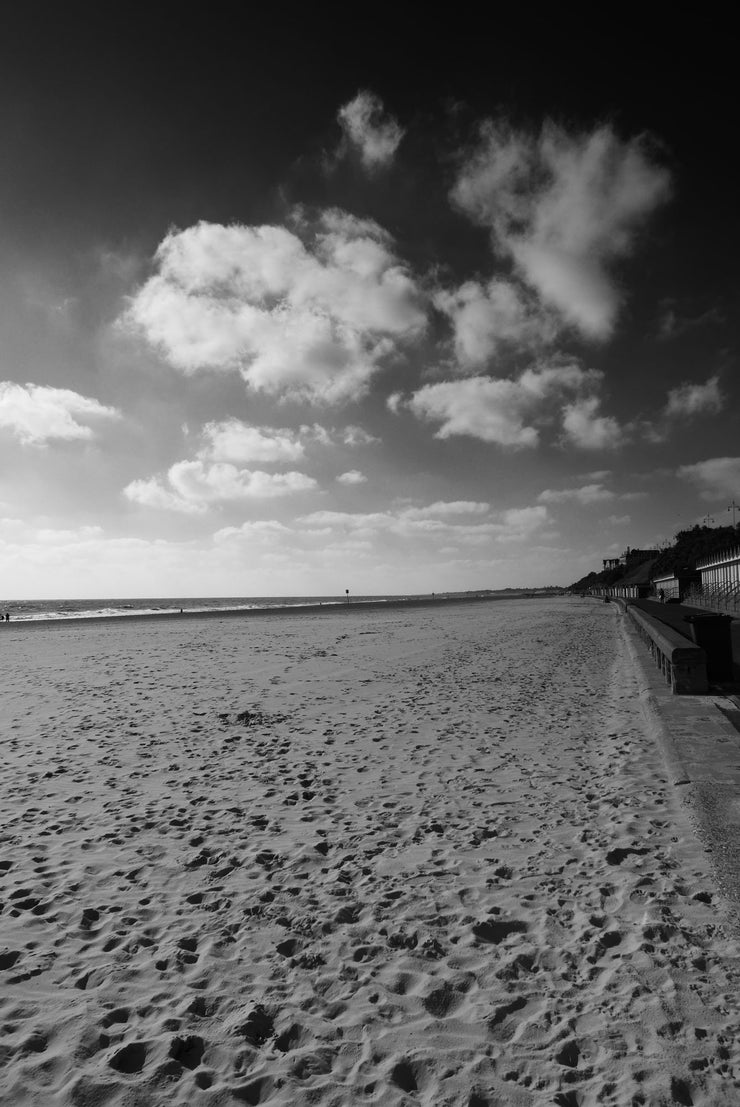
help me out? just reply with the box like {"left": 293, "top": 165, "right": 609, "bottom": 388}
{"left": 0, "top": 591, "right": 526, "bottom": 624}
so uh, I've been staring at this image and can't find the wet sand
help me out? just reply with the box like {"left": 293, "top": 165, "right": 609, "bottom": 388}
{"left": 1, "top": 598, "right": 738, "bottom": 1106}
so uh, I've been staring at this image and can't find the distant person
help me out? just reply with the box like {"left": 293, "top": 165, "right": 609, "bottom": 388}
{"left": 658, "top": 589, "right": 665, "bottom": 603}
{"left": 4, "top": 612, "right": 9, "bottom": 622}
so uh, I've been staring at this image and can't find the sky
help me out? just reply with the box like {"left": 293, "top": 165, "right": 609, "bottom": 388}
{"left": 0, "top": 13, "right": 738, "bottom": 597}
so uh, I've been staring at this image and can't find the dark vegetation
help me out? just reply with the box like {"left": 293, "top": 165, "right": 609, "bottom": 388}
{"left": 570, "top": 524, "right": 740, "bottom": 591}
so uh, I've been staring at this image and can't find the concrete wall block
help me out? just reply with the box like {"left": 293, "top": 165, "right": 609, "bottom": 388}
{"left": 627, "top": 605, "right": 709, "bottom": 695}
{"left": 671, "top": 659, "right": 709, "bottom": 694}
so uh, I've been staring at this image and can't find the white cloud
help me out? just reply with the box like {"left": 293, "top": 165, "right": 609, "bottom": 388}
{"left": 607, "top": 514, "right": 631, "bottom": 525}
{"left": 123, "top": 477, "right": 207, "bottom": 515}
{"left": 452, "top": 121, "right": 671, "bottom": 339}
{"left": 336, "top": 470, "right": 367, "bottom": 485}
{"left": 405, "top": 363, "right": 600, "bottom": 446}
{"left": 677, "top": 457, "right": 740, "bottom": 500}
{"left": 297, "top": 500, "right": 549, "bottom": 544}
{"left": 0, "top": 382, "right": 120, "bottom": 446}
{"left": 342, "top": 424, "right": 380, "bottom": 446}
{"left": 125, "top": 462, "right": 317, "bottom": 513}
{"left": 664, "top": 375, "right": 722, "bottom": 419}
{"left": 499, "top": 505, "right": 550, "bottom": 533}
{"left": 213, "top": 519, "right": 293, "bottom": 544}
{"left": 337, "top": 90, "right": 404, "bottom": 170}
{"left": 295, "top": 422, "right": 380, "bottom": 448}
{"left": 122, "top": 418, "right": 340, "bottom": 514}
{"left": 125, "top": 212, "right": 426, "bottom": 403}
{"left": 538, "top": 483, "right": 616, "bottom": 505}
{"left": 403, "top": 500, "right": 490, "bottom": 518}
{"left": 200, "top": 419, "right": 305, "bottom": 464}
{"left": 434, "top": 279, "right": 556, "bottom": 366}
{"left": 561, "top": 396, "right": 626, "bottom": 449}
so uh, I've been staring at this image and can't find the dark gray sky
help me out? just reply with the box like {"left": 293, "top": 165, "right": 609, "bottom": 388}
{"left": 0, "top": 11, "right": 737, "bottom": 596}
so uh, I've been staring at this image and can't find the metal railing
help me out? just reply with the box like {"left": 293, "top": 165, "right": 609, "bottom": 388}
{"left": 683, "top": 581, "right": 740, "bottom": 616}
{"left": 696, "top": 544, "right": 740, "bottom": 571}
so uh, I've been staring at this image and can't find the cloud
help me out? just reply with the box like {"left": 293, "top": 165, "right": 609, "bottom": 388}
{"left": 297, "top": 500, "right": 549, "bottom": 545}
{"left": 342, "top": 424, "right": 380, "bottom": 446}
{"left": 125, "top": 462, "right": 317, "bottom": 513}
{"left": 123, "top": 417, "right": 350, "bottom": 513}
{"left": 561, "top": 396, "right": 626, "bottom": 449}
{"left": 193, "top": 419, "right": 378, "bottom": 465}
{"left": 337, "top": 91, "right": 404, "bottom": 170}
{"left": 657, "top": 303, "right": 724, "bottom": 341}
{"left": 434, "top": 279, "right": 557, "bottom": 367}
{"left": 405, "top": 362, "right": 600, "bottom": 446}
{"left": 123, "top": 477, "right": 207, "bottom": 515}
{"left": 213, "top": 519, "right": 293, "bottom": 544}
{"left": 336, "top": 470, "right": 367, "bottom": 485}
{"left": 403, "top": 500, "right": 490, "bottom": 518}
{"left": 452, "top": 121, "right": 671, "bottom": 339}
{"left": 0, "top": 382, "right": 120, "bottom": 446}
{"left": 538, "top": 483, "right": 616, "bottom": 505}
{"left": 581, "top": 469, "right": 612, "bottom": 481}
{"left": 663, "top": 375, "right": 722, "bottom": 419}
{"left": 125, "top": 211, "right": 426, "bottom": 403}
{"left": 607, "top": 514, "right": 631, "bottom": 525}
{"left": 677, "top": 457, "right": 740, "bottom": 500}
{"left": 200, "top": 419, "right": 305, "bottom": 464}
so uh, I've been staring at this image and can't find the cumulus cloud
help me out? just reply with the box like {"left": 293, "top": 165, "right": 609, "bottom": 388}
{"left": 213, "top": 520, "right": 293, "bottom": 544}
{"left": 452, "top": 121, "right": 671, "bottom": 339}
{"left": 434, "top": 279, "right": 556, "bottom": 366}
{"left": 561, "top": 396, "right": 626, "bottom": 449}
{"left": 342, "top": 424, "right": 380, "bottom": 446}
{"left": 0, "top": 382, "right": 120, "bottom": 446}
{"left": 538, "top": 483, "right": 616, "bottom": 505}
{"left": 677, "top": 457, "right": 740, "bottom": 500}
{"left": 663, "top": 375, "right": 722, "bottom": 419}
{"left": 123, "top": 477, "right": 206, "bottom": 515}
{"left": 403, "top": 501, "right": 490, "bottom": 518}
{"left": 405, "top": 363, "right": 601, "bottom": 446}
{"left": 123, "top": 416, "right": 324, "bottom": 513}
{"left": 194, "top": 419, "right": 378, "bottom": 465}
{"left": 200, "top": 420, "right": 305, "bottom": 464}
{"left": 125, "top": 463, "right": 316, "bottom": 513}
{"left": 336, "top": 470, "right": 367, "bottom": 485}
{"left": 125, "top": 211, "right": 426, "bottom": 403}
{"left": 337, "top": 91, "right": 404, "bottom": 170}
{"left": 297, "top": 500, "right": 548, "bottom": 543}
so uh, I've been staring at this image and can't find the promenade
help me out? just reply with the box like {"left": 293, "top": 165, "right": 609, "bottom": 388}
{"left": 619, "top": 601, "right": 740, "bottom": 928}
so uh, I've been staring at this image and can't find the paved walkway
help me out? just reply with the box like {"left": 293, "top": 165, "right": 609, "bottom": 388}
{"left": 620, "top": 606, "right": 740, "bottom": 930}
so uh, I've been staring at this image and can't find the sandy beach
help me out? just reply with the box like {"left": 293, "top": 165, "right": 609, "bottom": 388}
{"left": 2, "top": 597, "right": 739, "bottom": 1106}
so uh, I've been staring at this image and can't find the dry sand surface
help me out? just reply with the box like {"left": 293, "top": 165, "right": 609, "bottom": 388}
{"left": 1, "top": 598, "right": 739, "bottom": 1107}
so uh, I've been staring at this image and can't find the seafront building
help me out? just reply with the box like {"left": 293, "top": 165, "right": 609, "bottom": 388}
{"left": 589, "top": 541, "right": 740, "bottom": 615}
{"left": 602, "top": 548, "right": 658, "bottom": 573}
{"left": 650, "top": 569, "right": 701, "bottom": 603}
{"left": 685, "top": 545, "right": 740, "bottom": 613}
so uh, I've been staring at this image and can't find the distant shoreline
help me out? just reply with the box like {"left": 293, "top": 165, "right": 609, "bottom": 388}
{"left": 0, "top": 590, "right": 559, "bottom": 632}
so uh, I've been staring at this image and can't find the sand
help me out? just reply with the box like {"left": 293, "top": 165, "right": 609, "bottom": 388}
{"left": 1, "top": 597, "right": 739, "bottom": 1106}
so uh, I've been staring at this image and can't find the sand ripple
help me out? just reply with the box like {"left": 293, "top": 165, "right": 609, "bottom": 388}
{"left": 1, "top": 599, "right": 738, "bottom": 1105}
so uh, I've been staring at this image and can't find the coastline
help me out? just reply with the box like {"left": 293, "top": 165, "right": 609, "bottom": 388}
{"left": 0, "top": 589, "right": 547, "bottom": 632}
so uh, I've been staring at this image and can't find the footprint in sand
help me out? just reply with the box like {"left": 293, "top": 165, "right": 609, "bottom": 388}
{"left": 108, "top": 1041, "right": 148, "bottom": 1073}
